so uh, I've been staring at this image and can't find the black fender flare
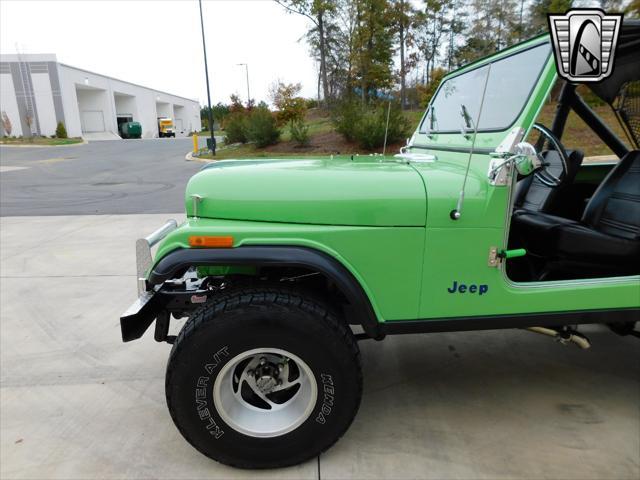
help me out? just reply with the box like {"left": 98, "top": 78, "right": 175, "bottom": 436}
{"left": 149, "top": 246, "right": 383, "bottom": 339}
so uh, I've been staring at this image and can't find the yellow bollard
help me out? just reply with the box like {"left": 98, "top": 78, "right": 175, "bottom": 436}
{"left": 193, "top": 134, "right": 198, "bottom": 154}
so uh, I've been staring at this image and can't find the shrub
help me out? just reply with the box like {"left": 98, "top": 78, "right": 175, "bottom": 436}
{"left": 246, "top": 107, "right": 280, "bottom": 147}
{"left": 224, "top": 112, "right": 248, "bottom": 144}
{"left": 332, "top": 100, "right": 411, "bottom": 150}
{"left": 55, "top": 121, "right": 67, "bottom": 139}
{"left": 305, "top": 98, "right": 319, "bottom": 109}
{"left": 289, "top": 119, "right": 310, "bottom": 147}
{"left": 332, "top": 99, "right": 363, "bottom": 142}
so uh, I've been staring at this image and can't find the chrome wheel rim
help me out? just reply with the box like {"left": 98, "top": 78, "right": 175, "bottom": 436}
{"left": 213, "top": 348, "right": 317, "bottom": 438}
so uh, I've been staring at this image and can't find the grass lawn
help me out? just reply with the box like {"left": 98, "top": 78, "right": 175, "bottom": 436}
{"left": 196, "top": 130, "right": 225, "bottom": 138}
{"left": 0, "top": 137, "right": 83, "bottom": 146}
{"left": 194, "top": 103, "right": 626, "bottom": 161}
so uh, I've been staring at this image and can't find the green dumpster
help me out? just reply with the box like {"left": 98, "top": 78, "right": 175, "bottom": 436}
{"left": 120, "top": 121, "right": 142, "bottom": 139}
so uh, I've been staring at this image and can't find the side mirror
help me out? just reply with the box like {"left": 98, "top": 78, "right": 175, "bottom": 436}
{"left": 513, "top": 142, "right": 541, "bottom": 176}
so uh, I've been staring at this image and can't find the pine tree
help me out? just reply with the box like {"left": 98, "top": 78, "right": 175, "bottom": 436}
{"left": 351, "top": 0, "right": 395, "bottom": 102}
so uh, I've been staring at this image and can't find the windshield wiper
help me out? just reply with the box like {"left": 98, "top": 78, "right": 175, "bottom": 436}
{"left": 424, "top": 105, "right": 437, "bottom": 138}
{"left": 459, "top": 104, "right": 473, "bottom": 140}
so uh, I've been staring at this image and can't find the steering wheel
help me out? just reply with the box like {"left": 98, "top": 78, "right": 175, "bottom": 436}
{"left": 531, "top": 123, "right": 569, "bottom": 188}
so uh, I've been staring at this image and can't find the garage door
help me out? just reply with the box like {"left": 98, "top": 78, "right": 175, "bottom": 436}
{"left": 80, "top": 110, "right": 105, "bottom": 132}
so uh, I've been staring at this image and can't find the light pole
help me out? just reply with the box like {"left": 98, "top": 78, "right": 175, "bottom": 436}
{"left": 237, "top": 63, "right": 251, "bottom": 108}
{"left": 198, "top": 0, "right": 215, "bottom": 155}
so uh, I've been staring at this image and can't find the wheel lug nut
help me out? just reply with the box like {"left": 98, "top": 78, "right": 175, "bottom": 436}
{"left": 260, "top": 357, "right": 266, "bottom": 365}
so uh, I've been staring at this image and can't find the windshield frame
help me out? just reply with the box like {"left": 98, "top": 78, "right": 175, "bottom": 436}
{"left": 418, "top": 41, "right": 552, "bottom": 136}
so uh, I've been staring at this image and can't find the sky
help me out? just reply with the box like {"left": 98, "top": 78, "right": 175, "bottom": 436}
{"left": 0, "top": 0, "right": 319, "bottom": 106}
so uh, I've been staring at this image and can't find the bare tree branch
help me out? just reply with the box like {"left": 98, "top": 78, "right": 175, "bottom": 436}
{"left": 274, "top": 0, "right": 319, "bottom": 26}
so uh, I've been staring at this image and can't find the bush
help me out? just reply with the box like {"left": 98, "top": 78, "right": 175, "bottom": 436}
{"left": 224, "top": 112, "right": 248, "bottom": 144}
{"left": 332, "top": 100, "right": 410, "bottom": 150}
{"left": 246, "top": 108, "right": 280, "bottom": 147}
{"left": 305, "top": 98, "right": 319, "bottom": 109}
{"left": 332, "top": 100, "right": 362, "bottom": 142}
{"left": 289, "top": 119, "right": 310, "bottom": 147}
{"left": 55, "top": 121, "right": 67, "bottom": 139}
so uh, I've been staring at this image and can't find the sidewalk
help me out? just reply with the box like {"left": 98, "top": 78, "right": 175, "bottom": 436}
{"left": 1, "top": 214, "right": 639, "bottom": 479}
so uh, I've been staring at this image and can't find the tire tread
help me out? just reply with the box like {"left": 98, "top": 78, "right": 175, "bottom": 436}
{"left": 165, "top": 284, "right": 362, "bottom": 469}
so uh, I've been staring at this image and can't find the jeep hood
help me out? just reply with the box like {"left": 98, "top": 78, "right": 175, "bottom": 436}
{"left": 185, "top": 158, "right": 426, "bottom": 226}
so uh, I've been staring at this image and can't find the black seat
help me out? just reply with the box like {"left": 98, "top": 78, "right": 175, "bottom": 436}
{"left": 514, "top": 149, "right": 584, "bottom": 213}
{"left": 512, "top": 150, "right": 640, "bottom": 278}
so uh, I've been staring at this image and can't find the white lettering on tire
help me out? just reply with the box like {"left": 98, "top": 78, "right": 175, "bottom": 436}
{"left": 315, "top": 373, "right": 335, "bottom": 425}
{"left": 194, "top": 346, "right": 230, "bottom": 439}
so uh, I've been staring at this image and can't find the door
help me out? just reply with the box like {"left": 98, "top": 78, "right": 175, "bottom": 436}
{"left": 406, "top": 41, "right": 556, "bottom": 320}
{"left": 407, "top": 39, "right": 638, "bottom": 321}
{"left": 80, "top": 110, "right": 105, "bottom": 133}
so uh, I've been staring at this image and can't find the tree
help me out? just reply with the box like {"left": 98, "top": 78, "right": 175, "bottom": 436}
{"left": 389, "top": 0, "right": 418, "bottom": 108}
{"left": 201, "top": 103, "right": 230, "bottom": 131}
{"left": 452, "top": 0, "right": 521, "bottom": 66}
{"left": 351, "top": 0, "right": 395, "bottom": 102}
{"left": 417, "top": 0, "right": 453, "bottom": 85}
{"left": 417, "top": 67, "right": 447, "bottom": 107}
{"left": 229, "top": 94, "right": 245, "bottom": 113}
{"left": 269, "top": 81, "right": 308, "bottom": 123}
{"left": 627, "top": 0, "right": 640, "bottom": 17}
{"left": 276, "top": 0, "right": 337, "bottom": 106}
{"left": 528, "top": 0, "right": 573, "bottom": 36}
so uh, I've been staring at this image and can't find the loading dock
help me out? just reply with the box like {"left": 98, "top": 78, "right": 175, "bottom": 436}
{"left": 75, "top": 85, "right": 109, "bottom": 133}
{"left": 1, "top": 54, "right": 201, "bottom": 139}
{"left": 173, "top": 104, "right": 186, "bottom": 136}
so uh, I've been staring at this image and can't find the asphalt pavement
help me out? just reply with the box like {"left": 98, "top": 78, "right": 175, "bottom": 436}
{"left": 0, "top": 138, "right": 201, "bottom": 216}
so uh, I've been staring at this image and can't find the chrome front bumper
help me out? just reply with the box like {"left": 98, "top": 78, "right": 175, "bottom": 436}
{"left": 135, "top": 219, "right": 178, "bottom": 295}
{"left": 120, "top": 219, "right": 178, "bottom": 342}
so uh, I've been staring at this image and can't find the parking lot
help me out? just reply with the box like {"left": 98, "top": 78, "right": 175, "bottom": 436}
{"left": 0, "top": 138, "right": 200, "bottom": 216}
{"left": 1, "top": 141, "right": 639, "bottom": 479}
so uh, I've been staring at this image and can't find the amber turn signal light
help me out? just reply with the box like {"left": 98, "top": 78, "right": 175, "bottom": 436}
{"left": 188, "top": 235, "right": 234, "bottom": 248}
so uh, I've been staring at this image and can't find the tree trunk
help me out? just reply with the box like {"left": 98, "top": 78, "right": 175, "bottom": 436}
{"left": 317, "top": 65, "right": 321, "bottom": 105}
{"left": 400, "top": 22, "right": 406, "bottom": 109}
{"left": 317, "top": 11, "right": 330, "bottom": 108}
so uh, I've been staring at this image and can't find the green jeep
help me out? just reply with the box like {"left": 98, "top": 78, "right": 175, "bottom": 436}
{"left": 120, "top": 26, "right": 639, "bottom": 469}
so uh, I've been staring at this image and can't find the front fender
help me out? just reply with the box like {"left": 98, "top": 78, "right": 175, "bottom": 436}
{"left": 148, "top": 245, "right": 382, "bottom": 339}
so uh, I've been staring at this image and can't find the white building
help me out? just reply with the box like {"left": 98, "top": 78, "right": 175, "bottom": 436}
{"left": 0, "top": 54, "right": 201, "bottom": 139}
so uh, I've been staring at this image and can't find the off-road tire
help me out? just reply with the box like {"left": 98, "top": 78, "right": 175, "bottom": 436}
{"left": 165, "top": 286, "right": 362, "bottom": 469}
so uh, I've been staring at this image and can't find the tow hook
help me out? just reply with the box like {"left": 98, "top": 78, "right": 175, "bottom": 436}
{"left": 525, "top": 326, "right": 591, "bottom": 349}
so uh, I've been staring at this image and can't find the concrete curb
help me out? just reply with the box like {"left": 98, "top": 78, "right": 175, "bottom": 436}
{"left": 185, "top": 150, "right": 219, "bottom": 163}
{"left": 0, "top": 139, "right": 88, "bottom": 148}
{"left": 185, "top": 151, "right": 213, "bottom": 163}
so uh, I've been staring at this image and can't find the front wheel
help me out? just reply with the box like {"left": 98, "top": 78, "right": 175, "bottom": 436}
{"left": 165, "top": 287, "right": 362, "bottom": 469}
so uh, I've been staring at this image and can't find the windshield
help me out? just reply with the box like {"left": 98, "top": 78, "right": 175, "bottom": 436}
{"left": 420, "top": 43, "right": 551, "bottom": 134}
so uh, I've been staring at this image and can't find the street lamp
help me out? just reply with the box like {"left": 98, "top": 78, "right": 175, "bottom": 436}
{"left": 237, "top": 63, "right": 251, "bottom": 107}
{"left": 198, "top": 0, "right": 215, "bottom": 155}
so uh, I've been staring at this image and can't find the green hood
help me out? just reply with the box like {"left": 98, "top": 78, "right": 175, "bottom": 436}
{"left": 185, "top": 158, "right": 426, "bottom": 226}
